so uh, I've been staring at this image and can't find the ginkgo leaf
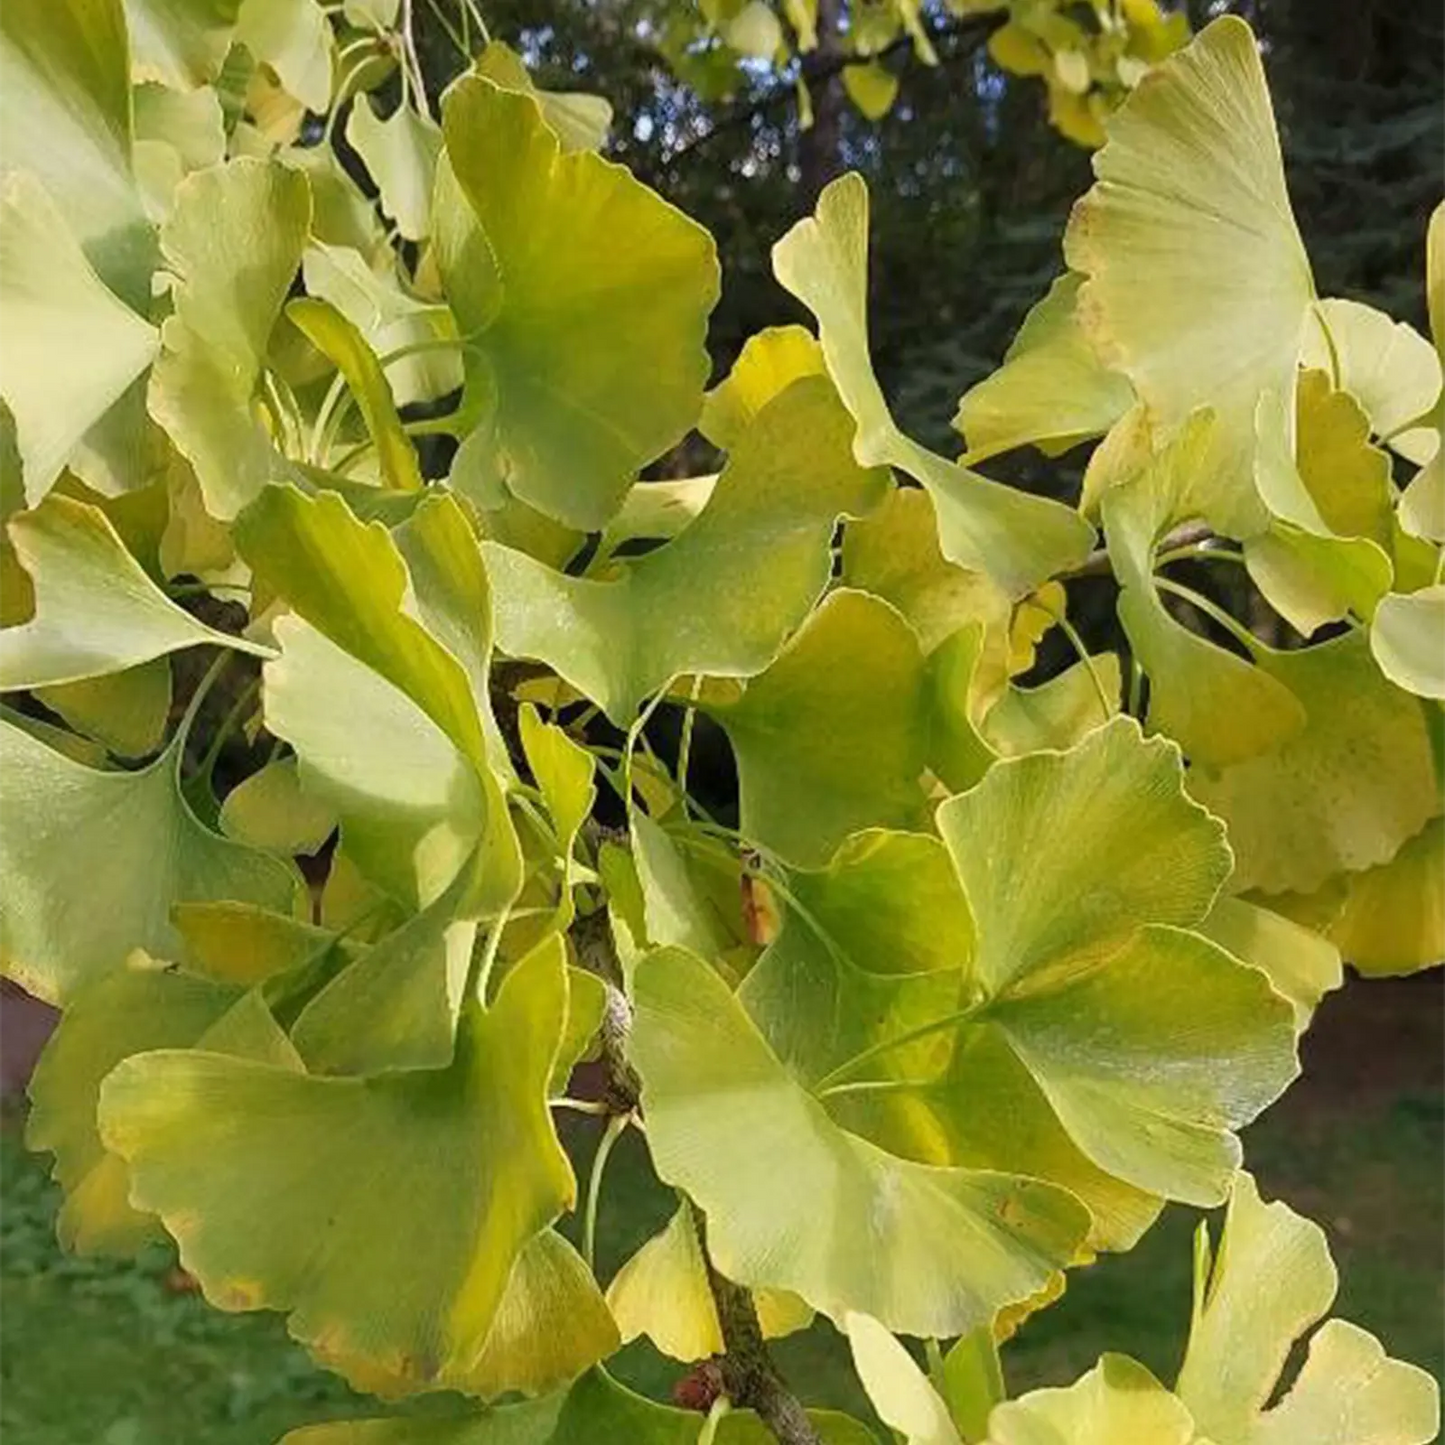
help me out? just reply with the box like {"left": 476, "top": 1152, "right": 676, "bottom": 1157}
{"left": 983, "top": 1354, "right": 1195, "bottom": 1445}
{"left": 953, "top": 274, "right": 1133, "bottom": 464}
{"left": 287, "top": 296, "right": 422, "bottom": 492}
{"left": 0, "top": 0, "right": 154, "bottom": 312}
{"left": 631, "top": 811, "right": 737, "bottom": 960}
{"left": 172, "top": 900, "right": 344, "bottom": 988}
{"left": 1064, "top": 15, "right": 1314, "bottom": 536}
{"left": 773, "top": 175, "right": 1094, "bottom": 597}
{"left": 125, "top": 0, "right": 243, "bottom": 88}
{"left": 236, "top": 0, "right": 332, "bottom": 112}
{"left": 473, "top": 40, "right": 613, "bottom": 153}
{"left": 288, "top": 854, "right": 487, "bottom": 1076}
{"left": 436, "top": 76, "right": 718, "bottom": 530}
{"left": 0, "top": 717, "right": 303, "bottom": 1003}
{"left": 631, "top": 945, "right": 1092, "bottom": 1339}
{"left": 845, "top": 1312, "right": 962, "bottom": 1445}
{"left": 1103, "top": 410, "right": 1307, "bottom": 768}
{"left": 148, "top": 158, "right": 311, "bottom": 519}
{"left": 219, "top": 757, "right": 338, "bottom": 855}
{"left": 0, "top": 494, "right": 268, "bottom": 690}
{"left": 606, "top": 1203, "right": 812, "bottom": 1361}
{"left": 1198, "top": 896, "right": 1342, "bottom": 1027}
{"left": 1245, "top": 385, "right": 1394, "bottom": 635}
{"left": 518, "top": 705, "right": 595, "bottom": 928}
{"left": 594, "top": 475, "right": 717, "bottom": 563}
{"left": 98, "top": 942, "right": 576, "bottom": 1397}
{"left": 1329, "top": 818, "right": 1445, "bottom": 978}
{"left": 1175, "top": 1172, "right": 1439, "bottom": 1445}
{"left": 27, "top": 959, "right": 243, "bottom": 1253}
{"left": 235, "top": 485, "right": 520, "bottom": 909}
{"left": 484, "top": 376, "right": 888, "bottom": 723}
{"left": 841, "top": 486, "right": 1014, "bottom": 662}
{"left": 931, "top": 718, "right": 1295, "bottom": 1207}
{"left": 1369, "top": 586, "right": 1445, "bottom": 700}
{"left": 346, "top": 95, "right": 441, "bottom": 242}
{"left": 461, "top": 1227, "right": 619, "bottom": 1400}
{"left": 1302, "top": 298, "right": 1442, "bottom": 445}
{"left": 133, "top": 83, "right": 227, "bottom": 221}
{"left": 699, "top": 324, "right": 825, "bottom": 450}
{"left": 302, "top": 243, "right": 463, "bottom": 408}
{"left": 1190, "top": 631, "right": 1439, "bottom": 895}
{"left": 34, "top": 660, "right": 172, "bottom": 759}
{"left": 706, "top": 589, "right": 930, "bottom": 866}
{"left": 0, "top": 173, "right": 158, "bottom": 505}
{"left": 281, "top": 1367, "right": 881, "bottom": 1444}
{"left": 842, "top": 61, "right": 899, "bottom": 120}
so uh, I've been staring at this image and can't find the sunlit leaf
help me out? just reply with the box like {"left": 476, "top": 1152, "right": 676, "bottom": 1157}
{"left": 0, "top": 494, "right": 267, "bottom": 689}
{"left": 1190, "top": 631, "right": 1439, "bottom": 895}
{"left": 236, "top": 0, "right": 332, "bottom": 112}
{"left": 148, "top": 159, "right": 311, "bottom": 518}
{"left": 983, "top": 1354, "right": 1195, "bottom": 1444}
{"left": 287, "top": 295, "right": 423, "bottom": 491}
{"left": 236, "top": 485, "right": 520, "bottom": 909}
{"left": 1197, "top": 896, "right": 1342, "bottom": 1027}
{"left": 953, "top": 274, "right": 1132, "bottom": 464}
{"left": 1175, "top": 1172, "right": 1439, "bottom": 1445}
{"left": 125, "top": 0, "right": 243, "bottom": 88}
{"left": 699, "top": 324, "right": 824, "bottom": 451}
{"left": 98, "top": 941, "right": 575, "bottom": 1396}
{"left": 0, "top": 717, "right": 303, "bottom": 1003}
{"left": 436, "top": 76, "right": 718, "bottom": 530}
{"left": 485, "top": 376, "right": 888, "bottom": 723}
{"left": 1369, "top": 585, "right": 1445, "bottom": 700}
{"left": 1329, "top": 817, "right": 1445, "bottom": 978}
{"left": 346, "top": 95, "right": 441, "bottom": 242}
{"left": 1064, "top": 16, "right": 1314, "bottom": 536}
{"left": 1103, "top": 411, "right": 1306, "bottom": 767}
{"left": 631, "top": 945, "right": 1091, "bottom": 1338}
{"left": 846, "top": 1312, "right": 962, "bottom": 1445}
{"left": 0, "top": 172, "right": 157, "bottom": 504}
{"left": 473, "top": 41, "right": 612, "bottom": 153}
{"left": 773, "top": 173, "right": 1094, "bottom": 596}
{"left": 1302, "top": 298, "right": 1441, "bottom": 445}
{"left": 707, "top": 589, "right": 930, "bottom": 866}
{"left": 606, "top": 1203, "right": 812, "bottom": 1362}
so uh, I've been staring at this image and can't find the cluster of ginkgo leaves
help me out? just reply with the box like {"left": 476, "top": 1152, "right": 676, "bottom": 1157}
{"left": 0, "top": 2, "right": 1442, "bottom": 1442}
{"left": 659, "top": 0, "right": 1191, "bottom": 145}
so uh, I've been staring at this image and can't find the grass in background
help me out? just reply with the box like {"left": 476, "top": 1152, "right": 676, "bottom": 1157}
{"left": 3, "top": 976, "right": 1440, "bottom": 1443}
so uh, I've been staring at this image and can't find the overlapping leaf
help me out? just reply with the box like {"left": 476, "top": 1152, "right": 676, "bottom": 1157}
{"left": 98, "top": 942, "right": 576, "bottom": 1396}
{"left": 0, "top": 717, "right": 303, "bottom": 1003}
{"left": 435, "top": 76, "right": 718, "bottom": 530}
{"left": 1175, "top": 1173, "right": 1439, "bottom": 1445}
{"left": 1065, "top": 15, "right": 1315, "bottom": 536}
{"left": 631, "top": 944, "right": 1092, "bottom": 1338}
{"left": 773, "top": 173, "right": 1094, "bottom": 597}
{"left": 484, "top": 376, "right": 888, "bottom": 722}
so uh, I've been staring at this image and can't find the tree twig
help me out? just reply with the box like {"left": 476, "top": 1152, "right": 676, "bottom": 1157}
{"left": 697, "top": 1213, "right": 823, "bottom": 1445}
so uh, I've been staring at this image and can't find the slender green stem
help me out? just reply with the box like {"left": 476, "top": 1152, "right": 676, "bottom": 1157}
{"left": 623, "top": 690, "right": 669, "bottom": 812}
{"left": 1155, "top": 576, "right": 1263, "bottom": 656}
{"left": 1155, "top": 540, "right": 1246, "bottom": 569}
{"left": 814, "top": 1077, "right": 932, "bottom": 1101}
{"left": 698, "top": 1397, "right": 732, "bottom": 1445}
{"left": 309, "top": 371, "right": 350, "bottom": 464}
{"left": 550, "top": 1097, "right": 608, "bottom": 1116}
{"left": 324, "top": 43, "right": 384, "bottom": 145}
{"left": 402, "top": 414, "right": 462, "bottom": 438}
{"left": 1041, "top": 598, "right": 1113, "bottom": 718}
{"left": 177, "top": 653, "right": 233, "bottom": 746}
{"left": 471, "top": 906, "right": 511, "bottom": 1002}
{"left": 677, "top": 674, "right": 704, "bottom": 808}
{"left": 812, "top": 1002, "right": 983, "bottom": 1095}
{"left": 459, "top": 0, "right": 491, "bottom": 45}
{"left": 401, "top": 0, "right": 432, "bottom": 118}
{"left": 584, "top": 1114, "right": 628, "bottom": 1272}
{"left": 194, "top": 676, "right": 262, "bottom": 783}
{"left": 422, "top": 0, "right": 469, "bottom": 57}
{"left": 377, "top": 334, "right": 477, "bottom": 370}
